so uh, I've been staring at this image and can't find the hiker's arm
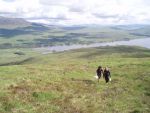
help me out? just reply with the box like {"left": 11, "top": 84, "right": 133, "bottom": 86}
{"left": 109, "top": 71, "right": 111, "bottom": 77}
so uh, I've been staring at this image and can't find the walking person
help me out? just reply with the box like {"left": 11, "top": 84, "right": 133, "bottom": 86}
{"left": 96, "top": 66, "right": 103, "bottom": 82}
{"left": 103, "top": 67, "right": 111, "bottom": 83}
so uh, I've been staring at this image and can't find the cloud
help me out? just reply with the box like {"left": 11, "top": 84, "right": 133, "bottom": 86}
{"left": 39, "top": 0, "right": 65, "bottom": 5}
{"left": 0, "top": 0, "right": 150, "bottom": 25}
{"left": 27, "top": 14, "right": 68, "bottom": 21}
{"left": 2, "top": 0, "right": 16, "bottom": 2}
{"left": 69, "top": 6, "right": 85, "bottom": 13}
{"left": 93, "top": 13, "right": 119, "bottom": 19}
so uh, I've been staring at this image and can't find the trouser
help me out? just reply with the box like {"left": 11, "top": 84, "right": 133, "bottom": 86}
{"left": 98, "top": 75, "right": 101, "bottom": 79}
{"left": 105, "top": 76, "right": 109, "bottom": 83}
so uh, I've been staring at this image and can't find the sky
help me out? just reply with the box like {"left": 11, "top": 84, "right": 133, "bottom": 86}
{"left": 0, "top": 0, "right": 150, "bottom": 25}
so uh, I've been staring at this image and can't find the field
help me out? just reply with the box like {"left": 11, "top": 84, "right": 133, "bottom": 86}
{"left": 0, "top": 46, "right": 150, "bottom": 113}
{"left": 1, "top": 24, "right": 150, "bottom": 50}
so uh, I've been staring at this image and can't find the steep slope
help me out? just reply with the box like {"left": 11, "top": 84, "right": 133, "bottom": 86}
{"left": 0, "top": 46, "right": 150, "bottom": 113}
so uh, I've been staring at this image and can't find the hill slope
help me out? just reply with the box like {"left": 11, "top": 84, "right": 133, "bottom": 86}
{"left": 0, "top": 46, "right": 150, "bottom": 113}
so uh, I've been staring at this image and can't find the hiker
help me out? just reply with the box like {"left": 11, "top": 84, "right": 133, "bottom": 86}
{"left": 103, "top": 67, "right": 111, "bottom": 83}
{"left": 96, "top": 66, "right": 103, "bottom": 82}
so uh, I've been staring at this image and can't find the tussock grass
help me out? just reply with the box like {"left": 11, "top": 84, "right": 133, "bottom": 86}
{"left": 0, "top": 46, "right": 150, "bottom": 113}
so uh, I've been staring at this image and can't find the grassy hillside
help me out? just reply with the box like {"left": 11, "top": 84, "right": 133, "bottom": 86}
{"left": 0, "top": 46, "right": 150, "bottom": 113}
{"left": 0, "top": 48, "right": 39, "bottom": 66}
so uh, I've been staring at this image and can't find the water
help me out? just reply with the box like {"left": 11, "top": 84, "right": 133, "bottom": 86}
{"left": 34, "top": 38, "right": 150, "bottom": 54}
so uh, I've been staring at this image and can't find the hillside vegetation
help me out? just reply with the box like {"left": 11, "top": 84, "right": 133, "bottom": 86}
{"left": 0, "top": 46, "right": 150, "bottom": 113}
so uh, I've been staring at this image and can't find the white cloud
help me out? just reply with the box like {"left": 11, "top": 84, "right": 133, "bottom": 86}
{"left": 0, "top": 0, "right": 150, "bottom": 25}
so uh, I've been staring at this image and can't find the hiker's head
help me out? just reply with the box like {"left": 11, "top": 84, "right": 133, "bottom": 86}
{"left": 105, "top": 67, "right": 109, "bottom": 71}
{"left": 98, "top": 66, "right": 102, "bottom": 69}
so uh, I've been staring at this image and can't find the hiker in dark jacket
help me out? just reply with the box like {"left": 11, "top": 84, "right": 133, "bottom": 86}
{"left": 96, "top": 66, "right": 103, "bottom": 82}
{"left": 103, "top": 67, "right": 111, "bottom": 83}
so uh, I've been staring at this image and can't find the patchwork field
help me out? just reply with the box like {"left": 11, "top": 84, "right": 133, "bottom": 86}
{"left": 1, "top": 24, "right": 150, "bottom": 49}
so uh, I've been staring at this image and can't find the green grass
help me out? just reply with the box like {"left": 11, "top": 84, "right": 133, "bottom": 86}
{"left": 0, "top": 46, "right": 150, "bottom": 113}
{"left": 0, "top": 48, "right": 39, "bottom": 66}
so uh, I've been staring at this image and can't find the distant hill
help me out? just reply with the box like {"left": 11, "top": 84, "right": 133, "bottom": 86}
{"left": 0, "top": 17, "right": 150, "bottom": 49}
{"left": 0, "top": 16, "right": 31, "bottom": 28}
{"left": 111, "top": 24, "right": 150, "bottom": 30}
{"left": 111, "top": 24, "right": 150, "bottom": 37}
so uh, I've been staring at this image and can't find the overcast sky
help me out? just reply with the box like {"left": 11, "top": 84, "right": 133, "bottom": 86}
{"left": 0, "top": 0, "right": 150, "bottom": 25}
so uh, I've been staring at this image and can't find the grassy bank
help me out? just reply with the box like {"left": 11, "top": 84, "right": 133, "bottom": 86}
{"left": 0, "top": 46, "right": 150, "bottom": 113}
{"left": 0, "top": 48, "right": 39, "bottom": 66}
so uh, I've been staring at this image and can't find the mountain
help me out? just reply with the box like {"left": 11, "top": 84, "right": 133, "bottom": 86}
{"left": 0, "top": 16, "right": 31, "bottom": 28}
